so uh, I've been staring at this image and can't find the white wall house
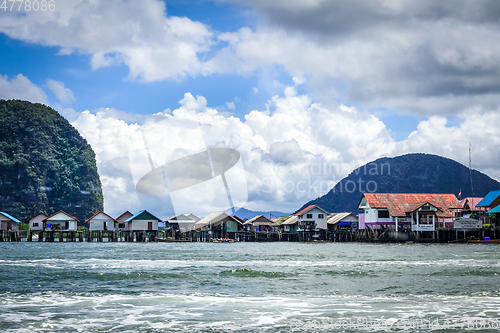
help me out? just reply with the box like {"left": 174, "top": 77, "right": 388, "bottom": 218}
{"left": 0, "top": 212, "right": 21, "bottom": 231}
{"left": 357, "top": 193, "right": 459, "bottom": 232}
{"left": 124, "top": 210, "right": 161, "bottom": 231}
{"left": 43, "top": 211, "right": 79, "bottom": 231}
{"left": 295, "top": 205, "right": 329, "bottom": 230}
{"left": 116, "top": 211, "right": 133, "bottom": 231}
{"left": 86, "top": 211, "right": 119, "bottom": 231}
{"left": 29, "top": 212, "right": 47, "bottom": 231}
{"left": 165, "top": 213, "right": 201, "bottom": 232}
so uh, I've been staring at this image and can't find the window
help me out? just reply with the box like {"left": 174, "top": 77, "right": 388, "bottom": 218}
{"left": 119, "top": 223, "right": 125, "bottom": 228}
{"left": 306, "top": 214, "right": 313, "bottom": 219}
{"left": 33, "top": 222, "right": 39, "bottom": 227}
{"left": 318, "top": 214, "right": 324, "bottom": 219}
{"left": 378, "top": 210, "right": 390, "bottom": 218}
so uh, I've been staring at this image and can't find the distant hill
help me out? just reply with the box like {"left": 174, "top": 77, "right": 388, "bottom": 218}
{"left": 0, "top": 100, "right": 103, "bottom": 222}
{"left": 297, "top": 153, "right": 500, "bottom": 214}
{"left": 227, "top": 207, "right": 289, "bottom": 221}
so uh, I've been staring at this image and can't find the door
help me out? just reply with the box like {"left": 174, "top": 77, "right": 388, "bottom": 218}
{"left": 148, "top": 222, "right": 153, "bottom": 231}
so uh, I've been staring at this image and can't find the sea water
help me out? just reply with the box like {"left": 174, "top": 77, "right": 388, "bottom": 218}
{"left": 0, "top": 242, "right": 499, "bottom": 332}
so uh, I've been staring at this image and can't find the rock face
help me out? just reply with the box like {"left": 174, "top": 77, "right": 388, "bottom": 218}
{"left": 0, "top": 100, "right": 103, "bottom": 222}
{"left": 297, "top": 153, "right": 500, "bottom": 214}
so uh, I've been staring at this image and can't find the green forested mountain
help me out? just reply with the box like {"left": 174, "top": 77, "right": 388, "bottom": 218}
{"left": 297, "top": 153, "right": 500, "bottom": 214}
{"left": 0, "top": 100, "right": 103, "bottom": 222}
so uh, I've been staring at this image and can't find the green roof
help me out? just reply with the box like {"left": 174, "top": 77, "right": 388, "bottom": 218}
{"left": 274, "top": 215, "right": 292, "bottom": 224}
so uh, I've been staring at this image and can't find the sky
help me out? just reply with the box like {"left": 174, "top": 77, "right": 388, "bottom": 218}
{"left": 1, "top": 0, "right": 500, "bottom": 219}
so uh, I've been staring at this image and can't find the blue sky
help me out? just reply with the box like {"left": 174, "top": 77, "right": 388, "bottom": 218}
{"left": 1, "top": 0, "right": 500, "bottom": 218}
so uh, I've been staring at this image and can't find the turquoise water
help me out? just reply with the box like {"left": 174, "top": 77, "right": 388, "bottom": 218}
{"left": 1, "top": 242, "right": 500, "bottom": 332}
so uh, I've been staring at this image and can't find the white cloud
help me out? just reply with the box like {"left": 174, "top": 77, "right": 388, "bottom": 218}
{"left": 70, "top": 88, "right": 500, "bottom": 216}
{"left": 46, "top": 79, "right": 75, "bottom": 105}
{"left": 396, "top": 111, "right": 500, "bottom": 182}
{"left": 70, "top": 88, "right": 397, "bottom": 215}
{"left": 0, "top": 0, "right": 213, "bottom": 82}
{"left": 3, "top": 0, "right": 499, "bottom": 116}
{"left": 0, "top": 74, "right": 48, "bottom": 104}
{"left": 208, "top": 1, "right": 500, "bottom": 116}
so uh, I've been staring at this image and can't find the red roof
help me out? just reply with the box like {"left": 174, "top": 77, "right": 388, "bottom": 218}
{"left": 42, "top": 210, "right": 80, "bottom": 222}
{"left": 361, "top": 193, "right": 459, "bottom": 218}
{"left": 459, "top": 197, "right": 485, "bottom": 211}
{"left": 85, "top": 211, "right": 119, "bottom": 224}
{"left": 232, "top": 215, "right": 245, "bottom": 223}
{"left": 295, "top": 205, "right": 329, "bottom": 216}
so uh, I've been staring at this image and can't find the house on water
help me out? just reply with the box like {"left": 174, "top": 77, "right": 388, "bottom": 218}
{"left": 0, "top": 212, "right": 20, "bottom": 231}
{"left": 86, "top": 211, "right": 119, "bottom": 231}
{"left": 243, "top": 215, "right": 279, "bottom": 232}
{"left": 476, "top": 190, "right": 500, "bottom": 227}
{"left": 165, "top": 213, "right": 201, "bottom": 232}
{"left": 42, "top": 211, "right": 79, "bottom": 231}
{"left": 327, "top": 213, "right": 358, "bottom": 232}
{"left": 295, "top": 205, "right": 329, "bottom": 230}
{"left": 116, "top": 211, "right": 133, "bottom": 231}
{"left": 455, "top": 197, "right": 487, "bottom": 220}
{"left": 476, "top": 190, "right": 500, "bottom": 210}
{"left": 194, "top": 211, "right": 243, "bottom": 240}
{"left": 29, "top": 212, "right": 47, "bottom": 231}
{"left": 123, "top": 210, "right": 162, "bottom": 232}
{"left": 357, "top": 193, "right": 459, "bottom": 232}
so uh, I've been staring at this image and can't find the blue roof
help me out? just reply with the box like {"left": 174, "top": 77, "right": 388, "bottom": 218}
{"left": 124, "top": 210, "right": 162, "bottom": 222}
{"left": 0, "top": 212, "right": 21, "bottom": 223}
{"left": 476, "top": 190, "right": 500, "bottom": 207}
{"left": 487, "top": 205, "right": 500, "bottom": 214}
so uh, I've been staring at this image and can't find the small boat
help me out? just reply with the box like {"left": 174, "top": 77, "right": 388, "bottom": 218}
{"left": 156, "top": 238, "right": 191, "bottom": 243}
{"left": 467, "top": 239, "right": 500, "bottom": 244}
{"left": 211, "top": 238, "right": 235, "bottom": 243}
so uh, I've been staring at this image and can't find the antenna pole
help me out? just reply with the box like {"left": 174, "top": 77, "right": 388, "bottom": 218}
{"left": 469, "top": 142, "right": 474, "bottom": 196}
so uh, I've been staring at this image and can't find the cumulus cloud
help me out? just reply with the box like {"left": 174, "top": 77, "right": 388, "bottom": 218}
{"left": 2, "top": 0, "right": 499, "bottom": 116}
{"left": 396, "top": 111, "right": 500, "bottom": 182}
{"left": 70, "top": 87, "right": 397, "bottom": 216}
{"left": 0, "top": 0, "right": 213, "bottom": 81}
{"left": 0, "top": 74, "right": 48, "bottom": 104}
{"left": 213, "top": 0, "right": 500, "bottom": 116}
{"left": 70, "top": 87, "right": 500, "bottom": 216}
{"left": 46, "top": 79, "right": 75, "bottom": 105}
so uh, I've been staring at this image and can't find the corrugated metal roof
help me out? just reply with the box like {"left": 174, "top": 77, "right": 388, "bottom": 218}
{"left": 243, "top": 215, "right": 278, "bottom": 226}
{"left": 274, "top": 215, "right": 292, "bottom": 224}
{"left": 194, "top": 211, "right": 242, "bottom": 230}
{"left": 186, "top": 213, "right": 201, "bottom": 222}
{"left": 459, "top": 197, "right": 485, "bottom": 211}
{"left": 327, "top": 212, "right": 356, "bottom": 225}
{"left": 232, "top": 215, "right": 245, "bottom": 223}
{"left": 361, "top": 193, "right": 459, "bottom": 218}
{"left": 85, "top": 211, "right": 119, "bottom": 224}
{"left": 0, "top": 212, "right": 21, "bottom": 223}
{"left": 487, "top": 205, "right": 500, "bottom": 214}
{"left": 295, "top": 205, "right": 329, "bottom": 216}
{"left": 43, "top": 210, "right": 80, "bottom": 222}
{"left": 116, "top": 211, "right": 133, "bottom": 220}
{"left": 124, "top": 210, "right": 162, "bottom": 223}
{"left": 476, "top": 190, "right": 500, "bottom": 207}
{"left": 281, "top": 215, "right": 298, "bottom": 225}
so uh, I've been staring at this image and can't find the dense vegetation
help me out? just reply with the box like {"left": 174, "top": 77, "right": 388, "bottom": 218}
{"left": 298, "top": 153, "right": 500, "bottom": 214}
{"left": 0, "top": 100, "right": 103, "bottom": 222}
